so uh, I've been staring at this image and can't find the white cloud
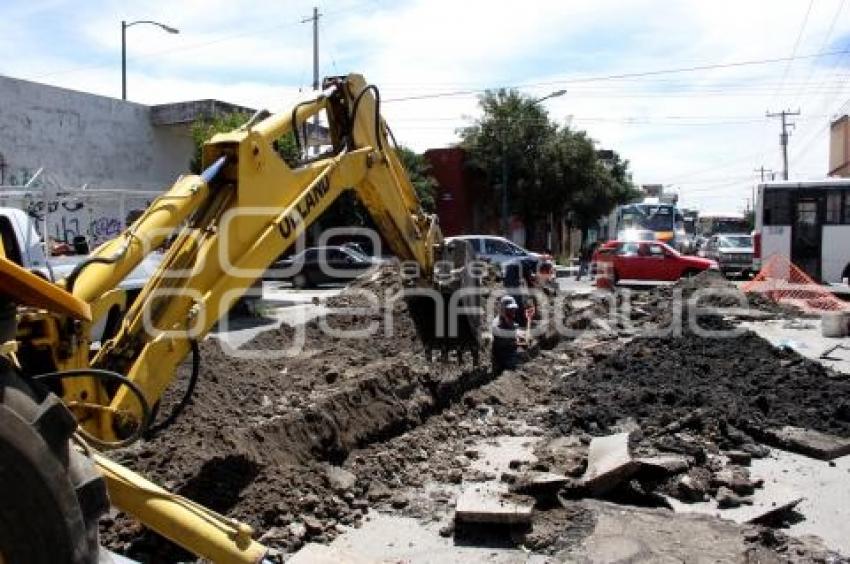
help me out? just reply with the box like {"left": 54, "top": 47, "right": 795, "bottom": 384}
{"left": 1, "top": 0, "right": 849, "bottom": 213}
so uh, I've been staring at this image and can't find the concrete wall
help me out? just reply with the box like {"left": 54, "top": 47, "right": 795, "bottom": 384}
{"left": 0, "top": 74, "right": 193, "bottom": 189}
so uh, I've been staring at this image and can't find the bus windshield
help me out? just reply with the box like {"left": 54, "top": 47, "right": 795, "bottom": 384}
{"left": 620, "top": 205, "right": 674, "bottom": 232}
{"left": 699, "top": 216, "right": 749, "bottom": 236}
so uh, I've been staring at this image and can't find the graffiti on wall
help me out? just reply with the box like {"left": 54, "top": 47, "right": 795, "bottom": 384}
{"left": 0, "top": 160, "right": 153, "bottom": 246}
{"left": 1, "top": 194, "right": 150, "bottom": 246}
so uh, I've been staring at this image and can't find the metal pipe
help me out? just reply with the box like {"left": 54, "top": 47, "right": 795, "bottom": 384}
{"left": 253, "top": 86, "right": 336, "bottom": 143}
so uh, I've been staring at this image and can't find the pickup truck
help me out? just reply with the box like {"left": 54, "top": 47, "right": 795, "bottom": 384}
{"left": 0, "top": 206, "right": 162, "bottom": 340}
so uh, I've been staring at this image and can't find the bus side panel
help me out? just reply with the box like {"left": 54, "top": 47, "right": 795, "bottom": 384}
{"left": 762, "top": 225, "right": 791, "bottom": 276}
{"left": 822, "top": 225, "right": 850, "bottom": 283}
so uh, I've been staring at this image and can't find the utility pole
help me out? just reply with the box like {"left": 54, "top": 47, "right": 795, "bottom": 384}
{"left": 302, "top": 7, "right": 321, "bottom": 155}
{"left": 754, "top": 166, "right": 776, "bottom": 182}
{"left": 766, "top": 109, "right": 800, "bottom": 180}
{"left": 752, "top": 167, "right": 776, "bottom": 218}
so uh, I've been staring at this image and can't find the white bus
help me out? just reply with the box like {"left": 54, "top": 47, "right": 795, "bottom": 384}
{"left": 754, "top": 179, "right": 850, "bottom": 283}
{"left": 608, "top": 200, "right": 686, "bottom": 250}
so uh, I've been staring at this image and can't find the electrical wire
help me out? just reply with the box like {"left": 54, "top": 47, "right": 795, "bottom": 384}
{"left": 381, "top": 48, "right": 850, "bottom": 103}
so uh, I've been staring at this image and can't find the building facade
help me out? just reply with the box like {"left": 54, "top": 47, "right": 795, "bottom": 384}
{"left": 0, "top": 74, "right": 255, "bottom": 245}
{"left": 830, "top": 115, "right": 850, "bottom": 178}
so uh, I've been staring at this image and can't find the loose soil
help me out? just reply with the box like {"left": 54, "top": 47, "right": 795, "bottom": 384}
{"left": 101, "top": 268, "right": 849, "bottom": 562}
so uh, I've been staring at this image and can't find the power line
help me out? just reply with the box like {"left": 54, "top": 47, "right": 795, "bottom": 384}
{"left": 29, "top": 2, "right": 368, "bottom": 81}
{"left": 790, "top": 0, "right": 846, "bottom": 107}
{"left": 382, "top": 48, "right": 850, "bottom": 103}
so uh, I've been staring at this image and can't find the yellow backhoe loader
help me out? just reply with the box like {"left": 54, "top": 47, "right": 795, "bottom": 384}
{"left": 0, "top": 74, "right": 481, "bottom": 563}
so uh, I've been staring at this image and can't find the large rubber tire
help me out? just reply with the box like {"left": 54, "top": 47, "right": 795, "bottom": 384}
{"left": 0, "top": 362, "right": 109, "bottom": 564}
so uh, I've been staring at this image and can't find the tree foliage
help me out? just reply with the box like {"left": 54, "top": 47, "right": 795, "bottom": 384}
{"left": 459, "top": 89, "right": 639, "bottom": 235}
{"left": 396, "top": 146, "right": 438, "bottom": 213}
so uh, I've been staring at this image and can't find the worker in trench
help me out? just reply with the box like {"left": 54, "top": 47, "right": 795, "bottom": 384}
{"left": 491, "top": 295, "right": 521, "bottom": 374}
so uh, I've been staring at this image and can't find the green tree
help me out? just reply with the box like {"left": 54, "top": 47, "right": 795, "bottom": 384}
{"left": 458, "top": 89, "right": 637, "bottom": 239}
{"left": 396, "top": 146, "right": 438, "bottom": 213}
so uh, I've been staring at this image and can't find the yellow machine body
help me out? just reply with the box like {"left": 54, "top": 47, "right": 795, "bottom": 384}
{"left": 4, "top": 74, "right": 472, "bottom": 562}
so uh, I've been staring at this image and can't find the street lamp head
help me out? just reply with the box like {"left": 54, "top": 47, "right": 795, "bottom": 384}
{"left": 550, "top": 89, "right": 567, "bottom": 98}
{"left": 125, "top": 20, "right": 179, "bottom": 33}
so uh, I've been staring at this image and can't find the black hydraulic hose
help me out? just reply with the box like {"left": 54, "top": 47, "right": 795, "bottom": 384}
{"left": 349, "top": 84, "right": 383, "bottom": 152}
{"left": 64, "top": 249, "right": 128, "bottom": 293}
{"left": 31, "top": 368, "right": 152, "bottom": 450}
{"left": 291, "top": 99, "right": 318, "bottom": 158}
{"left": 144, "top": 340, "right": 200, "bottom": 438}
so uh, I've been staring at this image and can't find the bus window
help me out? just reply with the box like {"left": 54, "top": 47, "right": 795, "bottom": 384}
{"left": 764, "top": 190, "right": 791, "bottom": 225}
{"left": 844, "top": 191, "right": 850, "bottom": 224}
{"left": 826, "top": 192, "right": 842, "bottom": 224}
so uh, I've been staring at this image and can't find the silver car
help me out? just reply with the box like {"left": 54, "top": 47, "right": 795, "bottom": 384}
{"left": 444, "top": 235, "right": 546, "bottom": 272}
{"left": 700, "top": 233, "right": 754, "bottom": 276}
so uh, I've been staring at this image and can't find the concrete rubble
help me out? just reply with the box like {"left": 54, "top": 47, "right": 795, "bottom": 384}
{"left": 761, "top": 426, "right": 850, "bottom": 461}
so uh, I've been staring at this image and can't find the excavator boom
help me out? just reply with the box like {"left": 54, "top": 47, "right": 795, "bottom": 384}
{"left": 0, "top": 74, "right": 481, "bottom": 561}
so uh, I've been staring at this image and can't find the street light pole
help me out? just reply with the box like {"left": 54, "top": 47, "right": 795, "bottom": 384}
{"left": 500, "top": 89, "right": 566, "bottom": 239}
{"left": 121, "top": 21, "right": 126, "bottom": 100}
{"left": 121, "top": 19, "right": 179, "bottom": 100}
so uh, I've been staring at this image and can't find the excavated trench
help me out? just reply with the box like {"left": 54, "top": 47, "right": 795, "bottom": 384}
{"left": 101, "top": 270, "right": 849, "bottom": 562}
{"left": 101, "top": 281, "right": 504, "bottom": 559}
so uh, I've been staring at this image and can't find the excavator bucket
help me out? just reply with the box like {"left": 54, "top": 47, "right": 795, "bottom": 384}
{"left": 405, "top": 239, "right": 483, "bottom": 364}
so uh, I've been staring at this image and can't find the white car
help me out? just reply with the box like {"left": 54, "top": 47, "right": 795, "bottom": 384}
{"left": 445, "top": 235, "right": 548, "bottom": 272}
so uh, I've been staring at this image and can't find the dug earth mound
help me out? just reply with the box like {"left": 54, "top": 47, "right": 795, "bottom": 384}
{"left": 102, "top": 267, "right": 848, "bottom": 562}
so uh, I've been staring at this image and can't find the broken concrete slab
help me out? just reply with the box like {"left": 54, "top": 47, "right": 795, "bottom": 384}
{"left": 581, "top": 432, "right": 639, "bottom": 496}
{"left": 454, "top": 485, "right": 534, "bottom": 525}
{"left": 761, "top": 426, "right": 850, "bottom": 461}
{"left": 509, "top": 471, "right": 570, "bottom": 502}
{"left": 665, "top": 482, "right": 803, "bottom": 526}
{"left": 636, "top": 455, "right": 689, "bottom": 477}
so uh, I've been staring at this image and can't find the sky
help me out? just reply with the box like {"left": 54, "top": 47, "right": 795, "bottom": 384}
{"left": 1, "top": 0, "right": 849, "bottom": 214}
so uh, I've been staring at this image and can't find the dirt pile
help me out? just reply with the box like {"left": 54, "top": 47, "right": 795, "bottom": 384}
{"left": 551, "top": 332, "right": 849, "bottom": 438}
{"left": 102, "top": 266, "right": 500, "bottom": 559}
{"left": 101, "top": 266, "right": 847, "bottom": 561}
{"left": 538, "top": 274, "right": 849, "bottom": 513}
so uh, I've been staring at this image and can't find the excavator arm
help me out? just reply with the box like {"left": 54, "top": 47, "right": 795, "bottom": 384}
{"left": 30, "top": 74, "right": 481, "bottom": 561}
{"left": 66, "top": 74, "right": 477, "bottom": 439}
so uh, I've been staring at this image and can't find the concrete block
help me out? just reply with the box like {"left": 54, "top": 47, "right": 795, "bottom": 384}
{"left": 582, "top": 432, "right": 639, "bottom": 495}
{"left": 455, "top": 486, "right": 534, "bottom": 525}
{"left": 762, "top": 426, "right": 850, "bottom": 461}
{"left": 509, "top": 471, "right": 570, "bottom": 500}
{"left": 636, "top": 455, "right": 690, "bottom": 476}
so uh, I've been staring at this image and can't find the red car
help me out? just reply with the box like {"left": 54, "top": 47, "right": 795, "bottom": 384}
{"left": 593, "top": 240, "right": 717, "bottom": 285}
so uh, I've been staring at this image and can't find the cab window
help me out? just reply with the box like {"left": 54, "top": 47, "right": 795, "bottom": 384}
{"left": 485, "top": 238, "right": 515, "bottom": 255}
{"left": 617, "top": 243, "right": 639, "bottom": 256}
{"left": 648, "top": 244, "right": 665, "bottom": 257}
